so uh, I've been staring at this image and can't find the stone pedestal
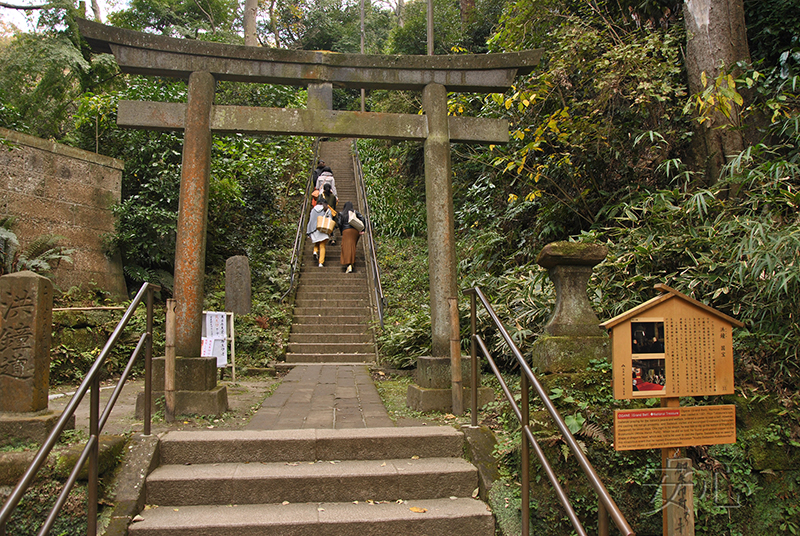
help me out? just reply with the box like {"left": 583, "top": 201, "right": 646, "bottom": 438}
{"left": 135, "top": 357, "right": 228, "bottom": 418}
{"left": 531, "top": 242, "right": 609, "bottom": 373}
{"left": 406, "top": 356, "right": 494, "bottom": 412}
{"left": 225, "top": 255, "right": 251, "bottom": 315}
{"left": 0, "top": 272, "right": 71, "bottom": 445}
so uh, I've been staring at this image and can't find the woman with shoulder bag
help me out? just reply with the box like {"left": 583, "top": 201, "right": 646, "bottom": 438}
{"left": 307, "top": 200, "right": 334, "bottom": 267}
{"left": 335, "top": 201, "right": 366, "bottom": 273}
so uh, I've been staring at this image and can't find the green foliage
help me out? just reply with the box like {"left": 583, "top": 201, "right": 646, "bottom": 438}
{"left": 108, "top": 0, "right": 240, "bottom": 40}
{"left": 296, "top": 0, "right": 392, "bottom": 53}
{"left": 0, "top": 216, "right": 75, "bottom": 279}
{"left": 454, "top": 15, "right": 690, "bottom": 268}
{"left": 359, "top": 139, "right": 427, "bottom": 238}
{"left": 385, "top": 0, "right": 503, "bottom": 55}
{"left": 744, "top": 0, "right": 800, "bottom": 73}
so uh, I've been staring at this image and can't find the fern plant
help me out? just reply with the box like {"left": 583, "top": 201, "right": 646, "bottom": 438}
{"left": 0, "top": 216, "right": 74, "bottom": 278}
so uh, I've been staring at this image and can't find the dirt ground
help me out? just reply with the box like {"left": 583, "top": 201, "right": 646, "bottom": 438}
{"left": 47, "top": 373, "right": 283, "bottom": 437}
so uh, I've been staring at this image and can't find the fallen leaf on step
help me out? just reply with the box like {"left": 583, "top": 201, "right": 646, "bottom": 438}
{"left": 449, "top": 496, "right": 457, "bottom": 500}
{"left": 132, "top": 515, "right": 144, "bottom": 522}
{"left": 409, "top": 507, "right": 427, "bottom": 513}
{"left": 410, "top": 455, "right": 419, "bottom": 460}
{"left": 381, "top": 462, "right": 386, "bottom": 466}
{"left": 282, "top": 501, "right": 290, "bottom": 505}
{"left": 472, "top": 488, "right": 479, "bottom": 498}
{"left": 353, "top": 501, "right": 359, "bottom": 504}
{"left": 444, "top": 414, "right": 456, "bottom": 419}
{"left": 367, "top": 500, "right": 375, "bottom": 505}
{"left": 318, "top": 508, "right": 325, "bottom": 512}
{"left": 173, "top": 508, "right": 179, "bottom": 512}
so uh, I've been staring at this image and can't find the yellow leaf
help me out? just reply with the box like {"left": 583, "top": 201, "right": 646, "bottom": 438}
{"left": 701, "top": 71, "right": 708, "bottom": 88}
{"left": 409, "top": 507, "right": 428, "bottom": 513}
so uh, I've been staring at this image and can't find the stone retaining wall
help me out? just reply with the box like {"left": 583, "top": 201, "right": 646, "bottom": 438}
{"left": 0, "top": 127, "right": 127, "bottom": 299}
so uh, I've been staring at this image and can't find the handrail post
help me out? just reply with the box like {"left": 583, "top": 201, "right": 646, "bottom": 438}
{"left": 599, "top": 497, "right": 609, "bottom": 536}
{"left": 144, "top": 285, "right": 154, "bottom": 436}
{"left": 470, "top": 291, "right": 478, "bottom": 427}
{"left": 164, "top": 299, "right": 177, "bottom": 422}
{"left": 449, "top": 297, "right": 463, "bottom": 415}
{"left": 521, "top": 372, "right": 530, "bottom": 536}
{"left": 88, "top": 374, "right": 100, "bottom": 536}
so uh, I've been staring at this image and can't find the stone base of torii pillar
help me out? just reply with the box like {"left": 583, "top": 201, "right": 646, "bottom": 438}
{"left": 135, "top": 357, "right": 228, "bottom": 419}
{"left": 406, "top": 356, "right": 494, "bottom": 413}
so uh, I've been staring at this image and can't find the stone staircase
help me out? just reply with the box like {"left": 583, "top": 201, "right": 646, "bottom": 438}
{"left": 287, "top": 139, "right": 377, "bottom": 363}
{"left": 127, "top": 427, "right": 494, "bottom": 535}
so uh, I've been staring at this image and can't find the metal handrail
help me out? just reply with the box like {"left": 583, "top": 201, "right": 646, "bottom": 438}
{"left": 465, "top": 286, "right": 635, "bottom": 536}
{"left": 0, "top": 282, "right": 160, "bottom": 536}
{"left": 351, "top": 140, "right": 386, "bottom": 327}
{"left": 281, "top": 139, "right": 320, "bottom": 303}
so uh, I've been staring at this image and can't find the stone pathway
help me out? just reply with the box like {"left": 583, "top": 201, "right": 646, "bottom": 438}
{"left": 246, "top": 364, "right": 394, "bottom": 429}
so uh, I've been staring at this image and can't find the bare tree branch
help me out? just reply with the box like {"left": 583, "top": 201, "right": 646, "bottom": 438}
{"left": 0, "top": 1, "right": 50, "bottom": 10}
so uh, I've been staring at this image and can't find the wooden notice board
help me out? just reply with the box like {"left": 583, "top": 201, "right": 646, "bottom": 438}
{"left": 601, "top": 284, "right": 743, "bottom": 400}
{"left": 614, "top": 405, "right": 736, "bottom": 451}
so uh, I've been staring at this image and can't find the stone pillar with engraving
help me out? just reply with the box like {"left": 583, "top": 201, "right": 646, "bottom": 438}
{"left": 225, "top": 255, "right": 251, "bottom": 315}
{"left": 0, "top": 271, "right": 72, "bottom": 445}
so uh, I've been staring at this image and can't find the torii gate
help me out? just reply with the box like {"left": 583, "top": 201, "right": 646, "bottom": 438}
{"left": 79, "top": 19, "right": 541, "bottom": 414}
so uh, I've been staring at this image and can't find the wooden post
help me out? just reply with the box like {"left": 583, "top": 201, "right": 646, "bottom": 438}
{"left": 665, "top": 457, "right": 695, "bottom": 536}
{"left": 661, "top": 397, "right": 683, "bottom": 536}
{"left": 165, "top": 299, "right": 177, "bottom": 422}
{"left": 449, "top": 297, "right": 463, "bottom": 415}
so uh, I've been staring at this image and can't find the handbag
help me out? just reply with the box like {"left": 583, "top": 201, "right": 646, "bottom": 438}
{"left": 348, "top": 211, "right": 364, "bottom": 231}
{"left": 316, "top": 214, "right": 335, "bottom": 235}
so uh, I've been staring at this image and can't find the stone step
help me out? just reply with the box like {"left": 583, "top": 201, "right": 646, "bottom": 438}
{"left": 291, "top": 315, "right": 370, "bottom": 326}
{"left": 285, "top": 352, "right": 375, "bottom": 363}
{"left": 287, "top": 341, "right": 375, "bottom": 354}
{"left": 128, "top": 497, "right": 494, "bottom": 536}
{"left": 290, "top": 323, "right": 371, "bottom": 335}
{"left": 298, "top": 273, "right": 367, "bottom": 285}
{"left": 289, "top": 332, "right": 372, "bottom": 344}
{"left": 294, "top": 297, "right": 368, "bottom": 308}
{"left": 146, "top": 457, "right": 477, "bottom": 506}
{"left": 295, "top": 289, "right": 366, "bottom": 300}
{"left": 158, "top": 427, "right": 465, "bottom": 464}
{"left": 293, "top": 307, "right": 370, "bottom": 318}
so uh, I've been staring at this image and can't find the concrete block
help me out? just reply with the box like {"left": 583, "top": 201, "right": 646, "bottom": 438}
{"left": 406, "top": 385, "right": 494, "bottom": 413}
{"left": 150, "top": 357, "right": 219, "bottom": 391}
{"left": 135, "top": 386, "right": 228, "bottom": 419}
{"left": 530, "top": 335, "right": 610, "bottom": 374}
{"left": 415, "top": 356, "right": 478, "bottom": 389}
{"left": 0, "top": 411, "right": 74, "bottom": 447}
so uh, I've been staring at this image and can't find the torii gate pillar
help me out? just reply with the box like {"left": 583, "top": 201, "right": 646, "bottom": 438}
{"left": 167, "top": 71, "right": 229, "bottom": 417}
{"left": 174, "top": 71, "right": 214, "bottom": 358}
{"left": 422, "top": 83, "right": 458, "bottom": 357}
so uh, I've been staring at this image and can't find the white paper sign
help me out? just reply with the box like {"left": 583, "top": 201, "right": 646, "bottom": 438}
{"left": 201, "top": 312, "right": 228, "bottom": 367}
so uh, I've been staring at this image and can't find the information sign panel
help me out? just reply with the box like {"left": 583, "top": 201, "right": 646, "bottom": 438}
{"left": 613, "top": 405, "right": 736, "bottom": 451}
{"left": 601, "top": 285, "right": 742, "bottom": 400}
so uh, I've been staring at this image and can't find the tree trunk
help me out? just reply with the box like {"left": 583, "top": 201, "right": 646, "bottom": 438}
{"left": 459, "top": 0, "right": 474, "bottom": 31}
{"left": 244, "top": 0, "right": 258, "bottom": 46}
{"left": 90, "top": 0, "right": 102, "bottom": 22}
{"left": 683, "top": 0, "right": 751, "bottom": 185}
